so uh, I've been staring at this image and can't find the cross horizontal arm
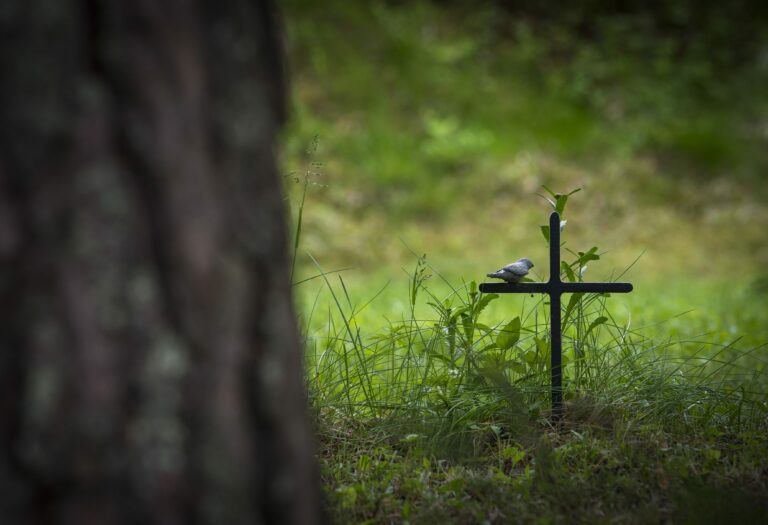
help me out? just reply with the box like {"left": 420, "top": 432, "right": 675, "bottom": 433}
{"left": 479, "top": 282, "right": 633, "bottom": 294}
{"left": 559, "top": 282, "right": 633, "bottom": 293}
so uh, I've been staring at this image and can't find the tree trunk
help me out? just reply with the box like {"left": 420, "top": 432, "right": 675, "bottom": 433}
{"left": 0, "top": 1, "right": 321, "bottom": 523}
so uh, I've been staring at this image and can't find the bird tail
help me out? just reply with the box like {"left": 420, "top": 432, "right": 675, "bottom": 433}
{"left": 487, "top": 271, "right": 500, "bottom": 279}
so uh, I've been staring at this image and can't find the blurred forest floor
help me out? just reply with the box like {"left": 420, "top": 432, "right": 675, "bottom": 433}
{"left": 281, "top": 0, "right": 768, "bottom": 282}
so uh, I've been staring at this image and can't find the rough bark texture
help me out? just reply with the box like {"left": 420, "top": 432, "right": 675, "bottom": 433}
{"left": 0, "top": 1, "right": 321, "bottom": 523}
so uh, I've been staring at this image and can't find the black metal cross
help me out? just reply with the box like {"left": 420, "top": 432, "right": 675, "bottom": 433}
{"left": 479, "top": 211, "right": 633, "bottom": 419}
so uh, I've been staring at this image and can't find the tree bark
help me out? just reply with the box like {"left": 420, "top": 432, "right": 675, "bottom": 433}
{"left": 0, "top": 1, "right": 321, "bottom": 524}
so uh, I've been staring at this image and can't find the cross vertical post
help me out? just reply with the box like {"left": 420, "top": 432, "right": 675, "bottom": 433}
{"left": 548, "top": 212, "right": 563, "bottom": 417}
{"left": 479, "top": 211, "right": 633, "bottom": 420}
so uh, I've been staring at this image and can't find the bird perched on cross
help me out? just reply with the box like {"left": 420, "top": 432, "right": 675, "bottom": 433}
{"left": 486, "top": 258, "right": 534, "bottom": 283}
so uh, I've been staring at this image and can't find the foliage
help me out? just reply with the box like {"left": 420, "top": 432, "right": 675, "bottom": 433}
{"left": 281, "top": 0, "right": 768, "bottom": 281}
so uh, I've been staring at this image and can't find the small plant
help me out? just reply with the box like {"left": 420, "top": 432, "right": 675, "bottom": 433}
{"left": 286, "top": 135, "right": 325, "bottom": 285}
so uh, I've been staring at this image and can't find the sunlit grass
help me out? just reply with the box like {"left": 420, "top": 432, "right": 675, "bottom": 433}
{"left": 293, "top": 192, "right": 768, "bottom": 431}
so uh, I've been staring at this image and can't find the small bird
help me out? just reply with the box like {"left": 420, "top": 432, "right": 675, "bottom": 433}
{"left": 486, "top": 258, "right": 534, "bottom": 283}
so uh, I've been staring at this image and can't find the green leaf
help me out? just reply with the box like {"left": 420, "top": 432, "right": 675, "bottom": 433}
{"left": 475, "top": 293, "right": 499, "bottom": 317}
{"left": 577, "top": 246, "right": 600, "bottom": 265}
{"left": 567, "top": 188, "right": 582, "bottom": 196}
{"left": 561, "top": 261, "right": 576, "bottom": 282}
{"left": 508, "top": 360, "right": 527, "bottom": 374}
{"left": 428, "top": 353, "right": 452, "bottom": 366}
{"left": 357, "top": 454, "right": 371, "bottom": 473}
{"left": 496, "top": 317, "right": 521, "bottom": 350}
{"left": 477, "top": 366, "right": 508, "bottom": 387}
{"left": 461, "top": 313, "right": 474, "bottom": 343}
{"left": 585, "top": 316, "right": 608, "bottom": 337}
{"left": 475, "top": 323, "right": 493, "bottom": 335}
{"left": 450, "top": 305, "right": 469, "bottom": 322}
{"left": 478, "top": 343, "right": 497, "bottom": 353}
{"left": 555, "top": 194, "right": 568, "bottom": 215}
{"left": 541, "top": 185, "right": 557, "bottom": 198}
{"left": 502, "top": 446, "right": 526, "bottom": 466}
{"left": 540, "top": 225, "right": 550, "bottom": 243}
{"left": 440, "top": 478, "right": 465, "bottom": 493}
{"left": 523, "top": 349, "right": 537, "bottom": 365}
{"left": 564, "top": 293, "right": 584, "bottom": 323}
{"left": 535, "top": 337, "right": 550, "bottom": 362}
{"left": 483, "top": 350, "right": 506, "bottom": 366}
{"left": 337, "top": 485, "right": 358, "bottom": 509}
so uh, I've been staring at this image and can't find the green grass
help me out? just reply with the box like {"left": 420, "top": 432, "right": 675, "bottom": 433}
{"left": 294, "top": 217, "right": 768, "bottom": 521}
{"left": 289, "top": 194, "right": 768, "bottom": 522}
{"left": 298, "top": 258, "right": 768, "bottom": 523}
{"left": 316, "top": 422, "right": 768, "bottom": 524}
{"left": 280, "top": 1, "right": 768, "bottom": 521}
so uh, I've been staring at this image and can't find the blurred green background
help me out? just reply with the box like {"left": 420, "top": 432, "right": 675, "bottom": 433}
{"left": 280, "top": 0, "right": 768, "bottom": 340}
